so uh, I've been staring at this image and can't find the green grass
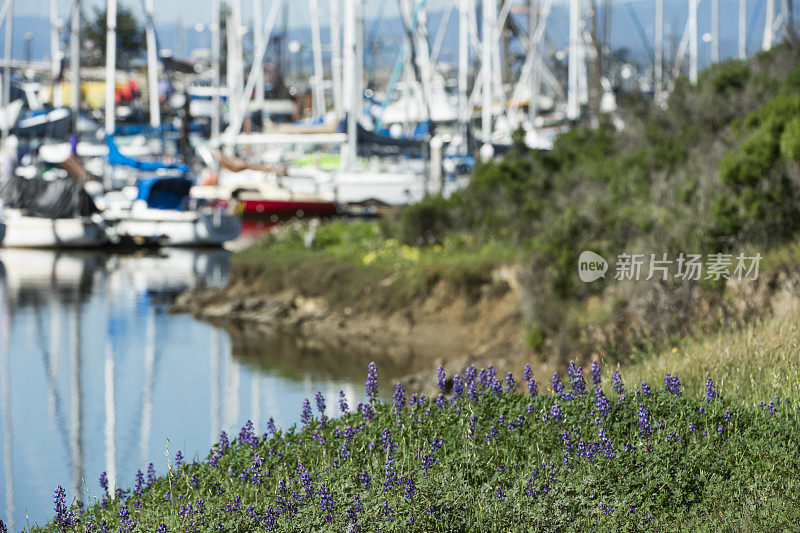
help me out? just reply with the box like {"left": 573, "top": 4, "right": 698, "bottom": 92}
{"left": 622, "top": 312, "right": 800, "bottom": 406}
{"left": 233, "top": 221, "right": 519, "bottom": 311}
{"left": 32, "top": 363, "right": 800, "bottom": 532}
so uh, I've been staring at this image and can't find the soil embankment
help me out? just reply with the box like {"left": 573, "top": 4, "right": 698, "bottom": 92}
{"left": 170, "top": 263, "right": 547, "bottom": 393}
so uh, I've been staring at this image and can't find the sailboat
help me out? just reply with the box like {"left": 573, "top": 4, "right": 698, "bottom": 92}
{"left": 102, "top": 175, "right": 241, "bottom": 246}
{"left": 0, "top": 170, "right": 112, "bottom": 249}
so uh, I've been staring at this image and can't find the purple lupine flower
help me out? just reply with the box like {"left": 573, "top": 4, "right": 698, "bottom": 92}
{"left": 366, "top": 362, "right": 379, "bottom": 402}
{"left": 505, "top": 373, "right": 516, "bottom": 392}
{"left": 147, "top": 463, "right": 157, "bottom": 487}
{"left": 189, "top": 474, "right": 199, "bottom": 489}
{"left": 528, "top": 379, "right": 538, "bottom": 397}
{"left": 0, "top": 520, "right": 7, "bottom": 533}
{"left": 705, "top": 378, "right": 719, "bottom": 402}
{"left": 638, "top": 404, "right": 651, "bottom": 437}
{"left": 360, "top": 402, "right": 374, "bottom": 422}
{"left": 175, "top": 450, "right": 184, "bottom": 468}
{"left": 600, "top": 503, "right": 609, "bottom": 515}
{"left": 523, "top": 363, "right": 533, "bottom": 382}
{"left": 466, "top": 380, "right": 479, "bottom": 403}
{"left": 54, "top": 485, "right": 73, "bottom": 528}
{"left": 452, "top": 375, "right": 465, "bottom": 397}
{"left": 359, "top": 470, "right": 371, "bottom": 490}
{"left": 597, "top": 428, "right": 615, "bottom": 458}
{"left": 405, "top": 477, "right": 416, "bottom": 500}
{"left": 393, "top": 384, "right": 406, "bottom": 412}
{"left": 300, "top": 399, "right": 313, "bottom": 426}
{"left": 568, "top": 362, "right": 587, "bottom": 397}
{"left": 338, "top": 390, "right": 349, "bottom": 413}
{"left": 383, "top": 456, "right": 397, "bottom": 490}
{"left": 156, "top": 524, "right": 168, "bottom": 533}
{"left": 495, "top": 486, "right": 505, "bottom": 499}
{"left": 487, "top": 365, "right": 497, "bottom": 382}
{"left": 381, "top": 429, "right": 394, "bottom": 452}
{"left": 436, "top": 365, "right": 447, "bottom": 393}
{"left": 665, "top": 373, "right": 682, "bottom": 397}
{"left": 464, "top": 365, "right": 477, "bottom": 385}
{"left": 591, "top": 360, "right": 601, "bottom": 386}
{"left": 267, "top": 417, "right": 277, "bottom": 436}
{"left": 348, "top": 493, "right": 365, "bottom": 522}
{"left": 134, "top": 469, "right": 144, "bottom": 495}
{"left": 315, "top": 392, "right": 327, "bottom": 415}
{"left": 218, "top": 431, "right": 230, "bottom": 452}
{"left": 550, "top": 403, "right": 563, "bottom": 422}
{"left": 99, "top": 471, "right": 109, "bottom": 492}
{"left": 595, "top": 388, "right": 609, "bottom": 418}
{"left": 637, "top": 381, "right": 651, "bottom": 397}
{"left": 318, "top": 483, "right": 334, "bottom": 523}
{"left": 551, "top": 373, "right": 564, "bottom": 395}
{"left": 612, "top": 370, "right": 625, "bottom": 396}
{"left": 381, "top": 500, "right": 393, "bottom": 519}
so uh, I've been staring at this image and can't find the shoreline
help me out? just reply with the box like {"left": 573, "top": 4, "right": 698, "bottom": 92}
{"left": 169, "top": 263, "right": 552, "bottom": 394}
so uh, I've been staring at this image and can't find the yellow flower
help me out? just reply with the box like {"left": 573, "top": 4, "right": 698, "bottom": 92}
{"left": 434, "top": 244, "right": 442, "bottom": 252}
{"left": 671, "top": 347, "right": 678, "bottom": 353}
{"left": 362, "top": 252, "right": 376, "bottom": 266}
{"left": 385, "top": 238, "right": 399, "bottom": 248}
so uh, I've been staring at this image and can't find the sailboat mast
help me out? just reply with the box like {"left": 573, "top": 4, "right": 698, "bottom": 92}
{"left": 739, "top": 0, "right": 747, "bottom": 58}
{"left": 342, "top": 0, "right": 360, "bottom": 170}
{"left": 481, "top": 0, "right": 494, "bottom": 151}
{"left": 458, "top": 0, "right": 470, "bottom": 143}
{"left": 763, "top": 0, "right": 775, "bottom": 50}
{"left": 567, "top": 0, "right": 580, "bottom": 120}
{"left": 211, "top": 0, "right": 221, "bottom": 142}
{"left": 309, "top": 0, "right": 326, "bottom": 119}
{"left": 711, "top": 0, "right": 719, "bottom": 63}
{"left": 689, "top": 0, "right": 698, "bottom": 84}
{"left": 104, "top": 0, "right": 117, "bottom": 136}
{"left": 329, "top": 0, "right": 342, "bottom": 118}
{"left": 70, "top": 0, "right": 81, "bottom": 131}
{"left": 2, "top": 0, "right": 13, "bottom": 140}
{"left": 655, "top": 0, "right": 663, "bottom": 102}
{"left": 143, "top": 0, "right": 161, "bottom": 127}
{"left": 253, "top": 0, "right": 264, "bottom": 125}
{"left": 50, "top": 0, "right": 63, "bottom": 107}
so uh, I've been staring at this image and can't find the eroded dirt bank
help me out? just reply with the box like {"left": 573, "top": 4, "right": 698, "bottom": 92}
{"left": 169, "top": 264, "right": 551, "bottom": 393}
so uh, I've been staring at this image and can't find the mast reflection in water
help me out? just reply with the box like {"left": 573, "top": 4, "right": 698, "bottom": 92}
{"left": 0, "top": 248, "right": 366, "bottom": 528}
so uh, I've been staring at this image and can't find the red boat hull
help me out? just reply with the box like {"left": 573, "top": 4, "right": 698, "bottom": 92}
{"left": 239, "top": 199, "right": 339, "bottom": 219}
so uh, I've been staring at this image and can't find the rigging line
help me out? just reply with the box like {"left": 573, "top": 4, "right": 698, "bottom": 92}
{"left": 747, "top": 0, "right": 766, "bottom": 52}
{"left": 625, "top": 2, "right": 654, "bottom": 64}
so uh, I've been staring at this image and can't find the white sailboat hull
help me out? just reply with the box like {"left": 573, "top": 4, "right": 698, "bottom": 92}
{"left": 112, "top": 210, "right": 241, "bottom": 247}
{"left": 1, "top": 209, "right": 109, "bottom": 248}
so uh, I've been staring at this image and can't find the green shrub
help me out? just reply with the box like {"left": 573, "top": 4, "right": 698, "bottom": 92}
{"left": 709, "top": 59, "right": 750, "bottom": 93}
{"left": 398, "top": 194, "right": 453, "bottom": 245}
{"left": 779, "top": 116, "right": 800, "bottom": 160}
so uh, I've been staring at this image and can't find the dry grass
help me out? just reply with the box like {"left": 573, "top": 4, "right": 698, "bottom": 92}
{"left": 620, "top": 306, "right": 800, "bottom": 404}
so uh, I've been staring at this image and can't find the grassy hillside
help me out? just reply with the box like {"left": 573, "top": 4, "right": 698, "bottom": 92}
{"left": 29, "top": 363, "right": 800, "bottom": 532}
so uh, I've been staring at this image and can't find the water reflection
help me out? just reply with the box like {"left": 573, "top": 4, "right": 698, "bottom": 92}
{"left": 0, "top": 247, "right": 375, "bottom": 528}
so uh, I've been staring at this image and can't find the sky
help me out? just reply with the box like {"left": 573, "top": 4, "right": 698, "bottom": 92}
{"left": 16, "top": 0, "right": 404, "bottom": 29}
{"left": 5, "top": 0, "right": 782, "bottom": 68}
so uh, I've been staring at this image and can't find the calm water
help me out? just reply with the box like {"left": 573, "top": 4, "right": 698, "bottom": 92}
{"left": 0, "top": 248, "right": 378, "bottom": 530}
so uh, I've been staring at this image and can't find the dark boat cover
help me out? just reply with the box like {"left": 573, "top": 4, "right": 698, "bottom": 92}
{"left": 136, "top": 176, "right": 193, "bottom": 210}
{"left": 0, "top": 175, "right": 100, "bottom": 218}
